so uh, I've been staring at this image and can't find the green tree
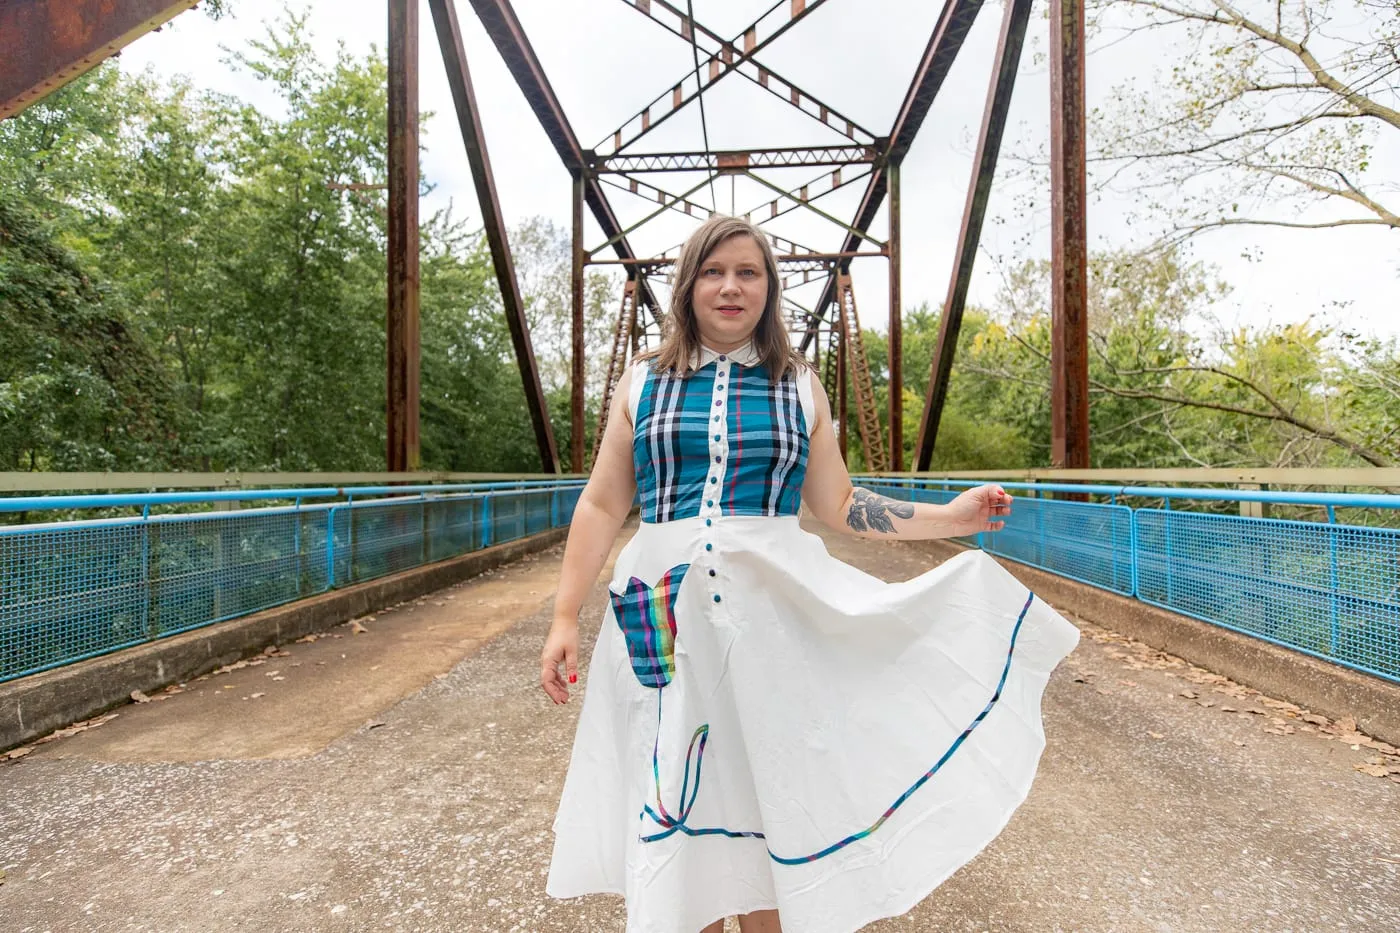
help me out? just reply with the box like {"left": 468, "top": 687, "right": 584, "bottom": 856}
{"left": 0, "top": 194, "right": 181, "bottom": 470}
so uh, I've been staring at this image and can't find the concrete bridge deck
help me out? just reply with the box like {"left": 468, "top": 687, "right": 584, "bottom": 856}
{"left": 2, "top": 521, "right": 1397, "bottom": 932}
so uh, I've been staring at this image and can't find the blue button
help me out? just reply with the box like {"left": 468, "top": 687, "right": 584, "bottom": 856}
{"left": 716, "top": 384, "right": 724, "bottom": 391}
{"left": 714, "top": 415, "right": 720, "bottom": 422}
{"left": 705, "top": 519, "right": 712, "bottom": 526}
{"left": 714, "top": 456, "right": 721, "bottom": 463}
{"left": 706, "top": 500, "right": 714, "bottom": 507}
{"left": 709, "top": 476, "right": 717, "bottom": 483}
{"left": 714, "top": 400, "right": 722, "bottom": 407}
{"left": 705, "top": 543, "right": 713, "bottom": 551}
{"left": 719, "top": 355, "right": 727, "bottom": 361}
{"left": 708, "top": 569, "right": 716, "bottom": 577}
{"left": 714, "top": 434, "right": 721, "bottom": 441}
{"left": 713, "top": 594, "right": 722, "bottom": 603}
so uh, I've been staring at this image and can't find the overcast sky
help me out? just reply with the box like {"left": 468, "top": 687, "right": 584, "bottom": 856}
{"left": 118, "top": 0, "right": 1399, "bottom": 340}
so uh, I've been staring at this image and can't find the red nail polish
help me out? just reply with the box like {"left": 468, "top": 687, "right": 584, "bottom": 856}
{"left": 569, "top": 673, "right": 577, "bottom": 684}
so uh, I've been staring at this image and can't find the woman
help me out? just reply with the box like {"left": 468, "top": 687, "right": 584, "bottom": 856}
{"left": 541, "top": 215, "right": 1079, "bottom": 933}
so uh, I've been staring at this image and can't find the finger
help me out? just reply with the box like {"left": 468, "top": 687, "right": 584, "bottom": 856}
{"left": 565, "top": 645, "right": 579, "bottom": 686}
{"left": 541, "top": 661, "right": 568, "bottom": 705}
{"left": 987, "top": 520, "right": 1005, "bottom": 531}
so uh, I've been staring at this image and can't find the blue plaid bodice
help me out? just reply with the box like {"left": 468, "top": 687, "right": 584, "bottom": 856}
{"left": 632, "top": 357, "right": 809, "bottom": 524}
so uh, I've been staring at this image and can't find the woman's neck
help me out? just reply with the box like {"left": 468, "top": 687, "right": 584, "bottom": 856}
{"left": 700, "top": 337, "right": 753, "bottom": 354}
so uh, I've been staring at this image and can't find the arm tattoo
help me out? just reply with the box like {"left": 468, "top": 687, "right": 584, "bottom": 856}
{"left": 846, "top": 488, "right": 915, "bottom": 534}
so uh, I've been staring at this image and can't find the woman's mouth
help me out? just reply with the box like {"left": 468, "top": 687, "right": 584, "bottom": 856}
{"left": 717, "top": 305, "right": 745, "bottom": 317}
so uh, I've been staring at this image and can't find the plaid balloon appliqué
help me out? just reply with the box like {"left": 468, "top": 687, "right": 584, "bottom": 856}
{"left": 610, "top": 563, "right": 690, "bottom": 689}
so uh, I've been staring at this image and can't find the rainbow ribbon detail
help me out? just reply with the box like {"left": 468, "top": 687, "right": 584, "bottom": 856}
{"left": 638, "top": 590, "right": 1038, "bottom": 864}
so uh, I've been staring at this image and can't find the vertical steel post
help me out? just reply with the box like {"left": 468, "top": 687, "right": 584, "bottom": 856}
{"left": 837, "top": 291, "right": 849, "bottom": 464}
{"left": 571, "top": 172, "right": 586, "bottom": 473}
{"left": 1049, "top": 0, "right": 1090, "bottom": 473}
{"left": 887, "top": 160, "right": 903, "bottom": 472}
{"left": 387, "top": 0, "right": 421, "bottom": 472}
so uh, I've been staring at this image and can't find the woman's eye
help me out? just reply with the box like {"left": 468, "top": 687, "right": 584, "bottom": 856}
{"left": 740, "top": 269, "right": 757, "bottom": 277}
{"left": 702, "top": 268, "right": 721, "bottom": 276}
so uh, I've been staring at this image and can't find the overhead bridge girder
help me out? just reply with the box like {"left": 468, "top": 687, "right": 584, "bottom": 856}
{"left": 1, "top": 0, "right": 198, "bottom": 119}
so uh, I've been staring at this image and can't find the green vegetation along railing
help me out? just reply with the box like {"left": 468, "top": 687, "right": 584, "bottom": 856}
{"left": 0, "top": 482, "right": 584, "bottom": 684}
{"left": 861, "top": 478, "right": 1400, "bottom": 686}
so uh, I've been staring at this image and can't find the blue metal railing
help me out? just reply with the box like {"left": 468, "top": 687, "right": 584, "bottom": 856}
{"left": 0, "top": 481, "right": 585, "bottom": 684}
{"left": 860, "top": 478, "right": 1400, "bottom": 685}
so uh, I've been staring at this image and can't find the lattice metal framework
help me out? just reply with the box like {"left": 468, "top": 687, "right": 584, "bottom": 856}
{"left": 0, "top": 0, "right": 1088, "bottom": 476}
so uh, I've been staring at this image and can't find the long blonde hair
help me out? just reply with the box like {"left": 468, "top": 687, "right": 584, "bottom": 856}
{"left": 641, "top": 215, "right": 805, "bottom": 381}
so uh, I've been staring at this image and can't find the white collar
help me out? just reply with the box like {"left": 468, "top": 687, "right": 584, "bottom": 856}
{"left": 695, "top": 341, "right": 760, "bottom": 367}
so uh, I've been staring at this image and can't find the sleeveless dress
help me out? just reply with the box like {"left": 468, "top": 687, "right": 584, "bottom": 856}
{"left": 547, "top": 344, "right": 1080, "bottom": 933}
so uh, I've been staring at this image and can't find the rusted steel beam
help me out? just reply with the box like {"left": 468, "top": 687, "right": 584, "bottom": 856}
{"left": 466, "top": 0, "right": 662, "bottom": 324}
{"left": 590, "top": 250, "right": 884, "bottom": 270}
{"left": 598, "top": 0, "right": 832, "bottom": 155}
{"left": 387, "top": 0, "right": 421, "bottom": 472}
{"left": 837, "top": 292, "right": 849, "bottom": 464}
{"left": 430, "top": 0, "right": 560, "bottom": 473}
{"left": 609, "top": 0, "right": 875, "bottom": 147}
{"left": 1050, "top": 0, "right": 1090, "bottom": 470}
{"left": 799, "top": 0, "right": 985, "bottom": 352}
{"left": 0, "top": 0, "right": 197, "bottom": 119}
{"left": 593, "top": 144, "right": 876, "bottom": 174}
{"left": 571, "top": 173, "right": 586, "bottom": 474}
{"left": 888, "top": 161, "right": 903, "bottom": 472}
{"left": 914, "top": 0, "right": 1032, "bottom": 471}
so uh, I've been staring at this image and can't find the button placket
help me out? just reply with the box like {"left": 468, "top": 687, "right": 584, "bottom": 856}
{"left": 703, "top": 357, "right": 732, "bottom": 603}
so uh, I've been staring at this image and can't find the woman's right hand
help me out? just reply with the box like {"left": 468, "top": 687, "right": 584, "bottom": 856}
{"left": 540, "top": 619, "right": 579, "bottom": 705}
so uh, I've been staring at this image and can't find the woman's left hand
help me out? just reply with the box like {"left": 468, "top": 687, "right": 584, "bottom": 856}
{"left": 942, "top": 484, "right": 1013, "bottom": 537}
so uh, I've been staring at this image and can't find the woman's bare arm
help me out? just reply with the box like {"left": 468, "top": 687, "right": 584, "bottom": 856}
{"left": 541, "top": 367, "right": 639, "bottom": 704}
{"left": 800, "top": 372, "right": 1012, "bottom": 540}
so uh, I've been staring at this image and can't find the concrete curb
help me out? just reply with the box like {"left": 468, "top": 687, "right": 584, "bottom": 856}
{"left": 1, "top": 526, "right": 570, "bottom": 752}
{"left": 917, "top": 540, "right": 1400, "bottom": 747}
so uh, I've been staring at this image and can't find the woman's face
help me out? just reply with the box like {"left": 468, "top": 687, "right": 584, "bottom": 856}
{"left": 691, "top": 234, "right": 768, "bottom": 351}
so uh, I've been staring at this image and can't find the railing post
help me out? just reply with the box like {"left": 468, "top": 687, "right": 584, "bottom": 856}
{"left": 1238, "top": 483, "right": 1269, "bottom": 519}
{"left": 327, "top": 506, "right": 339, "bottom": 589}
{"left": 1327, "top": 505, "right": 1340, "bottom": 657}
{"left": 1129, "top": 506, "right": 1140, "bottom": 598}
{"left": 420, "top": 493, "right": 429, "bottom": 565}
{"left": 1163, "top": 499, "right": 1174, "bottom": 606}
{"left": 146, "top": 521, "right": 161, "bottom": 641}
{"left": 481, "top": 494, "right": 494, "bottom": 549}
{"left": 294, "top": 497, "right": 306, "bottom": 596}
{"left": 349, "top": 504, "right": 360, "bottom": 583}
